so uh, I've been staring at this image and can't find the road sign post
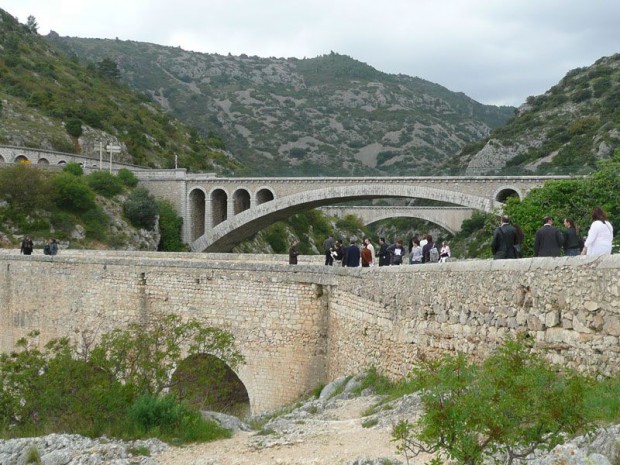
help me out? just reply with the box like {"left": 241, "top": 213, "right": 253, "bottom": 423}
{"left": 106, "top": 144, "right": 121, "bottom": 173}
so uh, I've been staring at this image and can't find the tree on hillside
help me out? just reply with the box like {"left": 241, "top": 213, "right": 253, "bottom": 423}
{"left": 0, "top": 164, "right": 53, "bottom": 213}
{"left": 25, "top": 15, "right": 38, "bottom": 34}
{"left": 97, "top": 57, "right": 121, "bottom": 81}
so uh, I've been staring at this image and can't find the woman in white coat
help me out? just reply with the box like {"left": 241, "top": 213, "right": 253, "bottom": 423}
{"left": 582, "top": 207, "right": 613, "bottom": 256}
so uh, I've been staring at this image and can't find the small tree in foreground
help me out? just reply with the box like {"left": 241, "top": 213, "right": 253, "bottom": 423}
{"left": 0, "top": 315, "right": 243, "bottom": 442}
{"left": 89, "top": 314, "right": 244, "bottom": 397}
{"left": 392, "top": 336, "right": 591, "bottom": 465}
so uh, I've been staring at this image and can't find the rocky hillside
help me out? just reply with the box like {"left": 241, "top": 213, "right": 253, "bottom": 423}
{"left": 47, "top": 35, "right": 515, "bottom": 177}
{"left": 0, "top": 8, "right": 238, "bottom": 174}
{"left": 447, "top": 53, "right": 620, "bottom": 176}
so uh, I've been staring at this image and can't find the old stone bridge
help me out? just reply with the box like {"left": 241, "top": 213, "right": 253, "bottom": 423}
{"left": 1, "top": 251, "right": 619, "bottom": 415}
{"left": 134, "top": 170, "right": 568, "bottom": 252}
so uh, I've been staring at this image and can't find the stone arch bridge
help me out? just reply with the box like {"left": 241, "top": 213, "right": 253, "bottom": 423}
{"left": 135, "top": 170, "right": 568, "bottom": 251}
{"left": 1, "top": 251, "right": 619, "bottom": 415}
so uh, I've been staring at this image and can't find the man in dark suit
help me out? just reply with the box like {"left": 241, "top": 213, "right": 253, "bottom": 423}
{"left": 342, "top": 238, "right": 360, "bottom": 267}
{"left": 491, "top": 215, "right": 518, "bottom": 259}
{"left": 534, "top": 216, "right": 564, "bottom": 257}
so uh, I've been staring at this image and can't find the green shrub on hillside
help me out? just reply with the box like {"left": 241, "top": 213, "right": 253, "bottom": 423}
{"left": 52, "top": 172, "right": 96, "bottom": 212}
{"left": 64, "top": 118, "right": 83, "bottom": 138}
{"left": 157, "top": 200, "right": 185, "bottom": 251}
{"left": 392, "top": 336, "right": 591, "bottom": 465}
{"left": 264, "top": 222, "right": 289, "bottom": 253}
{"left": 81, "top": 207, "right": 109, "bottom": 241}
{"left": 86, "top": 171, "right": 124, "bottom": 198}
{"left": 117, "top": 168, "right": 139, "bottom": 187}
{"left": 63, "top": 162, "right": 84, "bottom": 176}
{"left": 0, "top": 164, "right": 53, "bottom": 213}
{"left": 123, "top": 187, "right": 159, "bottom": 230}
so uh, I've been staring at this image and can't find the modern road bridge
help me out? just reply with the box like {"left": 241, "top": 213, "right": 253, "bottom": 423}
{"left": 135, "top": 170, "right": 569, "bottom": 252}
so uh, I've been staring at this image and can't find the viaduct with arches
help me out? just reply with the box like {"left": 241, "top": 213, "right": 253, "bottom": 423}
{"left": 1, "top": 144, "right": 569, "bottom": 252}
{"left": 134, "top": 170, "right": 568, "bottom": 252}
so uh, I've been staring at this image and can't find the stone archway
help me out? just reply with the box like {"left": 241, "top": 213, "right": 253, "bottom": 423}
{"left": 188, "top": 188, "right": 206, "bottom": 241}
{"left": 495, "top": 187, "right": 521, "bottom": 203}
{"left": 211, "top": 189, "right": 228, "bottom": 227}
{"left": 256, "top": 188, "right": 274, "bottom": 205}
{"left": 171, "top": 354, "right": 250, "bottom": 417}
{"left": 233, "top": 188, "right": 251, "bottom": 215}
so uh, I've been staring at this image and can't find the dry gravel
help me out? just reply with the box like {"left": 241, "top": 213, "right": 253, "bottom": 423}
{"left": 154, "top": 395, "right": 430, "bottom": 465}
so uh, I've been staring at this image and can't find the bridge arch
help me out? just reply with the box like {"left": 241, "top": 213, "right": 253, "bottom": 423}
{"left": 0, "top": 154, "right": 4, "bottom": 163}
{"left": 14, "top": 155, "right": 29, "bottom": 164}
{"left": 193, "top": 184, "right": 493, "bottom": 252}
{"left": 172, "top": 353, "right": 250, "bottom": 416}
{"left": 188, "top": 187, "right": 207, "bottom": 241}
{"left": 233, "top": 188, "right": 251, "bottom": 215}
{"left": 256, "top": 187, "right": 275, "bottom": 205}
{"left": 37, "top": 158, "right": 50, "bottom": 165}
{"left": 494, "top": 186, "right": 522, "bottom": 203}
{"left": 210, "top": 188, "right": 229, "bottom": 227}
{"left": 332, "top": 207, "right": 475, "bottom": 235}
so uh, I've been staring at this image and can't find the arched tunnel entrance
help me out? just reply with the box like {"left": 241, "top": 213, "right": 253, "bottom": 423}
{"left": 171, "top": 354, "right": 250, "bottom": 418}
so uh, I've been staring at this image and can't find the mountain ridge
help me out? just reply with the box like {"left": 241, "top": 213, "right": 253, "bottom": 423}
{"left": 46, "top": 34, "right": 514, "bottom": 176}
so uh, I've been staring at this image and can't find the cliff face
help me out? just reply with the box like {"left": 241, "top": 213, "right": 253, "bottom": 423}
{"left": 456, "top": 54, "right": 620, "bottom": 175}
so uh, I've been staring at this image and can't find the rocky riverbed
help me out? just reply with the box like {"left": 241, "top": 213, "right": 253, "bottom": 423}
{"left": 1, "top": 376, "right": 619, "bottom": 465}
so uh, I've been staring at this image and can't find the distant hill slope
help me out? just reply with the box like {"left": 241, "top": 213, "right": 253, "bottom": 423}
{"left": 47, "top": 35, "right": 515, "bottom": 176}
{"left": 447, "top": 54, "right": 620, "bottom": 175}
{"left": 0, "top": 8, "right": 238, "bottom": 174}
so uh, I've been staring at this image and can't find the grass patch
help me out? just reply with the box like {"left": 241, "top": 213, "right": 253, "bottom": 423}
{"left": 361, "top": 417, "right": 379, "bottom": 428}
{"left": 127, "top": 445, "right": 150, "bottom": 456}
{"left": 25, "top": 445, "right": 41, "bottom": 464}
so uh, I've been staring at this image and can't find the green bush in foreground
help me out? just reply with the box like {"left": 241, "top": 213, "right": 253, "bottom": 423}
{"left": 0, "top": 314, "right": 243, "bottom": 443}
{"left": 392, "top": 336, "right": 591, "bottom": 465}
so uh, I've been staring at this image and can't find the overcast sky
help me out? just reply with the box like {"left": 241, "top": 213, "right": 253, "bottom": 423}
{"left": 3, "top": 0, "right": 619, "bottom": 106}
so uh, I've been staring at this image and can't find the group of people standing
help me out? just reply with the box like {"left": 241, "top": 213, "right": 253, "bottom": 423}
{"left": 314, "top": 234, "right": 450, "bottom": 267}
{"left": 19, "top": 236, "right": 59, "bottom": 256}
{"left": 492, "top": 206, "right": 613, "bottom": 259}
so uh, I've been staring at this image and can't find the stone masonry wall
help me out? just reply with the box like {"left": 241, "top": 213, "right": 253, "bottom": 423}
{"left": 0, "top": 254, "right": 329, "bottom": 414}
{"left": 1, "top": 252, "right": 620, "bottom": 414}
{"left": 327, "top": 255, "right": 620, "bottom": 380}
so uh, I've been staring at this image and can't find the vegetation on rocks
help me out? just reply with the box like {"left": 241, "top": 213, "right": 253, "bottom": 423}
{"left": 448, "top": 54, "right": 620, "bottom": 176}
{"left": 45, "top": 35, "right": 514, "bottom": 176}
{"left": 0, "top": 163, "right": 185, "bottom": 251}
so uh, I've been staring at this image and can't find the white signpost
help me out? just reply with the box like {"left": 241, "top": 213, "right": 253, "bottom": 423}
{"left": 106, "top": 144, "right": 121, "bottom": 173}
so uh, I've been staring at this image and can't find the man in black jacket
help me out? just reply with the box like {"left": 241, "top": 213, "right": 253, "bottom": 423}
{"left": 534, "top": 216, "right": 564, "bottom": 257}
{"left": 342, "top": 238, "right": 360, "bottom": 268}
{"left": 491, "top": 215, "right": 518, "bottom": 259}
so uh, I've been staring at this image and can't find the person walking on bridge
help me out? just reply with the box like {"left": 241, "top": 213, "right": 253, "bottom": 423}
{"left": 288, "top": 240, "right": 299, "bottom": 265}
